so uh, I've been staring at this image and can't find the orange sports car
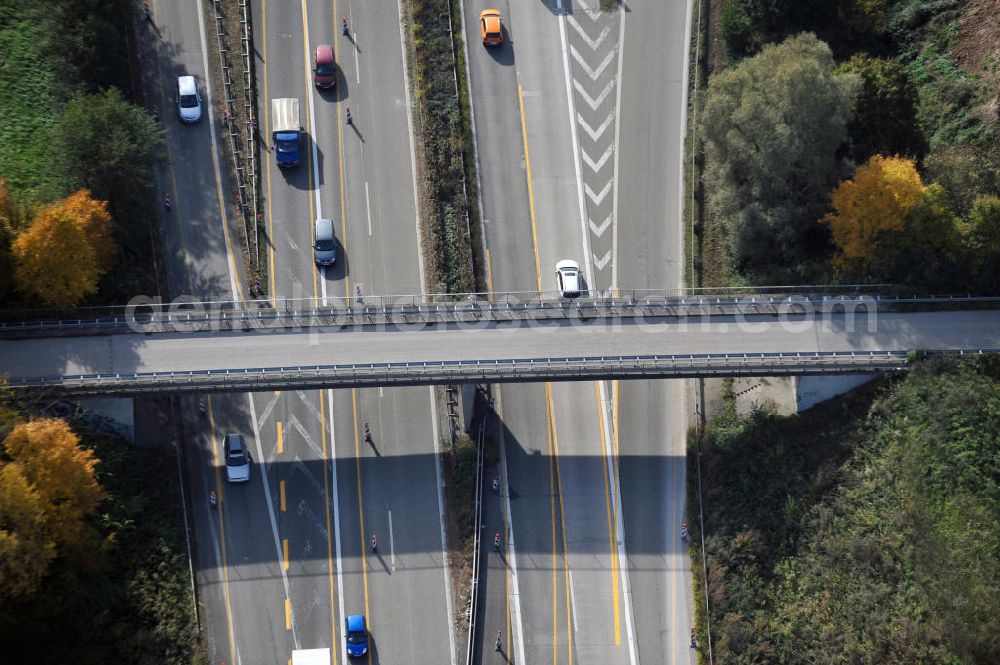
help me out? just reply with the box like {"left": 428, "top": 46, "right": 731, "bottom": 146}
{"left": 480, "top": 9, "right": 503, "bottom": 46}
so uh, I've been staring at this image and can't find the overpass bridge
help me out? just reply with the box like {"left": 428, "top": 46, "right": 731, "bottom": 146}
{"left": 2, "top": 292, "right": 998, "bottom": 396}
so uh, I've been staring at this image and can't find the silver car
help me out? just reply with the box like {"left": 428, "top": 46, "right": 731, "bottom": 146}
{"left": 177, "top": 75, "right": 202, "bottom": 123}
{"left": 313, "top": 217, "right": 337, "bottom": 266}
{"left": 224, "top": 433, "right": 250, "bottom": 483}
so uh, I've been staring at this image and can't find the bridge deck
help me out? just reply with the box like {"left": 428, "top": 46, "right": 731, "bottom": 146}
{"left": 3, "top": 310, "right": 999, "bottom": 393}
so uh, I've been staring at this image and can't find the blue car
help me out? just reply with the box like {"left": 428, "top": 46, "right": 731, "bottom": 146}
{"left": 345, "top": 614, "right": 368, "bottom": 657}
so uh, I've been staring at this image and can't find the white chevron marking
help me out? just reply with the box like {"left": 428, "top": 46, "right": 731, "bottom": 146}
{"left": 582, "top": 145, "right": 614, "bottom": 172}
{"left": 586, "top": 181, "right": 613, "bottom": 206}
{"left": 574, "top": 79, "right": 615, "bottom": 111}
{"left": 589, "top": 214, "right": 613, "bottom": 237}
{"left": 567, "top": 16, "right": 612, "bottom": 50}
{"left": 593, "top": 251, "right": 612, "bottom": 270}
{"left": 571, "top": 46, "right": 616, "bottom": 81}
{"left": 577, "top": 113, "right": 614, "bottom": 142}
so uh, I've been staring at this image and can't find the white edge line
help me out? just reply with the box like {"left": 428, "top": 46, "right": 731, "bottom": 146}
{"left": 247, "top": 395, "right": 301, "bottom": 649}
{"left": 610, "top": 13, "right": 625, "bottom": 291}
{"left": 398, "top": 0, "right": 428, "bottom": 289}
{"left": 455, "top": 0, "right": 490, "bottom": 281}
{"left": 300, "top": 0, "right": 328, "bottom": 304}
{"left": 496, "top": 388, "right": 527, "bottom": 665}
{"left": 429, "top": 386, "right": 458, "bottom": 665}
{"left": 679, "top": 0, "right": 693, "bottom": 292}
{"left": 193, "top": 0, "right": 239, "bottom": 300}
{"left": 568, "top": 569, "right": 580, "bottom": 633}
{"left": 388, "top": 508, "right": 396, "bottom": 569}
{"left": 599, "top": 380, "right": 639, "bottom": 665}
{"left": 365, "top": 182, "right": 373, "bottom": 236}
{"left": 557, "top": 0, "right": 597, "bottom": 290}
{"left": 328, "top": 389, "right": 348, "bottom": 664}
{"left": 678, "top": 2, "right": 695, "bottom": 657}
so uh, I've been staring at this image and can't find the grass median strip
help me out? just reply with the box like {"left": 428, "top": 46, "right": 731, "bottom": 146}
{"left": 406, "top": 0, "right": 479, "bottom": 294}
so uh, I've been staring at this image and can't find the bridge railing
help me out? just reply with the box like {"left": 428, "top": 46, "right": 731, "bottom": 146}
{"left": 1, "top": 289, "right": 997, "bottom": 338}
{"left": 13, "top": 349, "right": 994, "bottom": 397}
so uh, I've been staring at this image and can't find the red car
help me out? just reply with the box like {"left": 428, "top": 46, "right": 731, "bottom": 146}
{"left": 313, "top": 44, "right": 336, "bottom": 89}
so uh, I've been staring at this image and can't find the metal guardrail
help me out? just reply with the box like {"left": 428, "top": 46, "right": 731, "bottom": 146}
{"left": 2, "top": 291, "right": 998, "bottom": 338}
{"left": 0, "top": 285, "right": 891, "bottom": 322}
{"left": 10, "top": 349, "right": 989, "bottom": 397}
{"left": 466, "top": 419, "right": 486, "bottom": 665}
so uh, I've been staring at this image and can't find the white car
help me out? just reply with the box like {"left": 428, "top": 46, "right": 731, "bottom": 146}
{"left": 177, "top": 75, "right": 202, "bottom": 123}
{"left": 555, "top": 259, "right": 582, "bottom": 298}
{"left": 224, "top": 433, "right": 250, "bottom": 483}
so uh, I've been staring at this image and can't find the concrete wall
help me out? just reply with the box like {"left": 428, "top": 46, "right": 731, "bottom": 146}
{"left": 794, "top": 374, "right": 878, "bottom": 412}
{"left": 76, "top": 397, "right": 135, "bottom": 442}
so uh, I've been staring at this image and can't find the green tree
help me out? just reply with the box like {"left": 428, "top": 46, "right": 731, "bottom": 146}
{"left": 878, "top": 184, "right": 966, "bottom": 289}
{"left": 51, "top": 88, "right": 164, "bottom": 233}
{"left": 838, "top": 54, "right": 925, "bottom": 161}
{"left": 923, "top": 142, "right": 1000, "bottom": 216}
{"left": 719, "top": 0, "right": 888, "bottom": 59}
{"left": 702, "top": 33, "right": 859, "bottom": 279}
{"left": 965, "top": 196, "right": 1000, "bottom": 293}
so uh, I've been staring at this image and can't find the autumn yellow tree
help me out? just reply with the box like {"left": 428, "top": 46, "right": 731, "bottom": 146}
{"left": 3, "top": 419, "right": 103, "bottom": 552}
{"left": 58, "top": 189, "right": 116, "bottom": 269}
{"left": 0, "top": 462, "right": 57, "bottom": 598}
{"left": 823, "top": 155, "right": 925, "bottom": 273}
{"left": 11, "top": 190, "right": 115, "bottom": 308}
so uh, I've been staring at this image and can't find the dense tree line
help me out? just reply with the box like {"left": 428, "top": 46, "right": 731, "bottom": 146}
{"left": 702, "top": 1, "right": 1000, "bottom": 293}
{"left": 0, "top": 402, "right": 196, "bottom": 664}
{"left": 691, "top": 357, "right": 1000, "bottom": 663}
{"left": 0, "top": 0, "right": 164, "bottom": 308}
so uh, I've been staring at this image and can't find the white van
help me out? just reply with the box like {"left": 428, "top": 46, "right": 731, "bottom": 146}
{"left": 177, "top": 75, "right": 202, "bottom": 123}
{"left": 314, "top": 218, "right": 336, "bottom": 266}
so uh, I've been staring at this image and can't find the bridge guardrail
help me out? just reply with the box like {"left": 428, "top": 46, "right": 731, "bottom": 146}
{"left": 1, "top": 291, "right": 998, "bottom": 339}
{"left": 0, "top": 284, "right": 889, "bottom": 322}
{"left": 10, "top": 349, "right": 994, "bottom": 397}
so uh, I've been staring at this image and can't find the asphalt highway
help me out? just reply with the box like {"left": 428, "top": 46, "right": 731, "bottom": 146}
{"left": 140, "top": 2, "right": 294, "bottom": 665}
{"left": 462, "top": 1, "right": 694, "bottom": 663}
{"left": 248, "top": 0, "right": 455, "bottom": 663}
{"left": 138, "top": 1, "right": 455, "bottom": 664}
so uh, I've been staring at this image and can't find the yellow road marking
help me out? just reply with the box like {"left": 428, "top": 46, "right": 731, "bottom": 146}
{"left": 298, "top": 0, "right": 320, "bottom": 298}
{"left": 280, "top": 479, "right": 287, "bottom": 512}
{"left": 496, "top": 391, "right": 512, "bottom": 656}
{"left": 261, "top": 0, "right": 277, "bottom": 302}
{"left": 277, "top": 420, "right": 284, "bottom": 454}
{"left": 327, "top": 4, "right": 348, "bottom": 654}
{"left": 517, "top": 84, "right": 543, "bottom": 292}
{"left": 545, "top": 384, "right": 574, "bottom": 665}
{"left": 206, "top": 397, "right": 237, "bottom": 665}
{"left": 334, "top": 4, "right": 349, "bottom": 297}
{"left": 283, "top": 538, "right": 289, "bottom": 570}
{"left": 595, "top": 382, "right": 621, "bottom": 644}
{"left": 486, "top": 248, "right": 495, "bottom": 298}
{"left": 275, "top": 390, "right": 281, "bottom": 396}
{"left": 545, "top": 389, "right": 558, "bottom": 665}
{"left": 613, "top": 381, "right": 620, "bottom": 460}
{"left": 351, "top": 391, "right": 372, "bottom": 645}
{"left": 319, "top": 390, "right": 339, "bottom": 665}
{"left": 285, "top": 598, "right": 292, "bottom": 630}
